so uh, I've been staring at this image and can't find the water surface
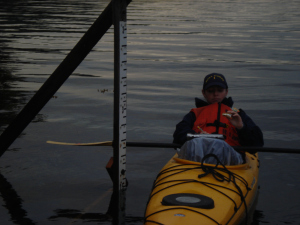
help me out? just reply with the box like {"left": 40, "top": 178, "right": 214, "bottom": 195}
{"left": 0, "top": 0, "right": 300, "bottom": 224}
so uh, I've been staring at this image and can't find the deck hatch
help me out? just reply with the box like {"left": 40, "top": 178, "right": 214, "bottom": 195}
{"left": 162, "top": 193, "right": 214, "bottom": 209}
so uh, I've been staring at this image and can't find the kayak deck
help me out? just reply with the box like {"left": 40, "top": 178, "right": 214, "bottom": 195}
{"left": 144, "top": 152, "right": 259, "bottom": 225}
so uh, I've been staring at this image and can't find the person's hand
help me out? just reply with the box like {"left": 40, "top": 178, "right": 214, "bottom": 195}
{"left": 224, "top": 110, "right": 243, "bottom": 129}
{"left": 200, "top": 130, "right": 209, "bottom": 134}
{"left": 197, "top": 126, "right": 209, "bottom": 134}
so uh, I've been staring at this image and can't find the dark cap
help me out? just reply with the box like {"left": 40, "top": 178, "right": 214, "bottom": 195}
{"left": 203, "top": 73, "right": 228, "bottom": 90}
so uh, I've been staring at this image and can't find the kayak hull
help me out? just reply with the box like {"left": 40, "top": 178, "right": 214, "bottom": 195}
{"left": 144, "top": 152, "right": 259, "bottom": 225}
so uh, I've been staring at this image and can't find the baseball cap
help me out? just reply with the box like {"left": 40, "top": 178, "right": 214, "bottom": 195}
{"left": 203, "top": 73, "right": 228, "bottom": 90}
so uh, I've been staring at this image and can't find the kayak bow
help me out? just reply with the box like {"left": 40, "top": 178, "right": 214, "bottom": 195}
{"left": 144, "top": 152, "right": 259, "bottom": 225}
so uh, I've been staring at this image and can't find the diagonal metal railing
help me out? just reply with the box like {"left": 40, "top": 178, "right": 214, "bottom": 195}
{"left": 0, "top": 0, "right": 131, "bottom": 158}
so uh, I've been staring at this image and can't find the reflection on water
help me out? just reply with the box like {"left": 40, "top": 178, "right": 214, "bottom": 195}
{"left": 0, "top": 172, "right": 35, "bottom": 224}
{"left": 0, "top": 170, "right": 143, "bottom": 225}
{"left": 49, "top": 209, "right": 112, "bottom": 223}
{"left": 49, "top": 190, "right": 143, "bottom": 224}
{"left": 49, "top": 209, "right": 143, "bottom": 224}
{"left": 251, "top": 210, "right": 267, "bottom": 225}
{"left": 0, "top": 56, "right": 27, "bottom": 132}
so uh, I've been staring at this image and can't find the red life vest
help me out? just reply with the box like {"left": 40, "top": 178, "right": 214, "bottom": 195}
{"left": 191, "top": 102, "right": 241, "bottom": 146}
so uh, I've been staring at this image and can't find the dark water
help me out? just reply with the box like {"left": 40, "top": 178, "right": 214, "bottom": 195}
{"left": 1, "top": 0, "right": 300, "bottom": 224}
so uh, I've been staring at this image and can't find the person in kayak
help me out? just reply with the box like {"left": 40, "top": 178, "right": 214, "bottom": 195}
{"left": 173, "top": 73, "right": 264, "bottom": 148}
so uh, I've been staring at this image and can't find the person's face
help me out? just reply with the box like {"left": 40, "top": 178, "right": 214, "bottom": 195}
{"left": 202, "top": 86, "right": 228, "bottom": 104}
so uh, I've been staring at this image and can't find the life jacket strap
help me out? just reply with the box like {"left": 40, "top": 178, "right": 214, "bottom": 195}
{"left": 207, "top": 120, "right": 228, "bottom": 128}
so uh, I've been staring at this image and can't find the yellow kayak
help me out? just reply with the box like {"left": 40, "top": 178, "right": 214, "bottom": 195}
{"left": 144, "top": 152, "right": 259, "bottom": 225}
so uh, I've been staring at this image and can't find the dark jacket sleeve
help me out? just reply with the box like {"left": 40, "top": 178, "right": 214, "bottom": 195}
{"left": 173, "top": 111, "right": 197, "bottom": 145}
{"left": 237, "top": 109, "right": 264, "bottom": 147}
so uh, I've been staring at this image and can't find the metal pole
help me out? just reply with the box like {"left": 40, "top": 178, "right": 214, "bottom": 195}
{"left": 113, "top": 0, "right": 128, "bottom": 223}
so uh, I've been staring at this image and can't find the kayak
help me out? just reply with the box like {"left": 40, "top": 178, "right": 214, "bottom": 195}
{"left": 144, "top": 152, "right": 259, "bottom": 225}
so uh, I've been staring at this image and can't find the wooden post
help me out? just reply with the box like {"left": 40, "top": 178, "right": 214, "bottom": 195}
{"left": 112, "top": 0, "right": 128, "bottom": 223}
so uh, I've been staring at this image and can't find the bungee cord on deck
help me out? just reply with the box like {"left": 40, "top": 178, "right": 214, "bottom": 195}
{"left": 144, "top": 154, "right": 255, "bottom": 225}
